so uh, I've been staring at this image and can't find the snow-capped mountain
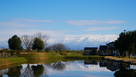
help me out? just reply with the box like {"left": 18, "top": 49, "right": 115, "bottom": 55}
{"left": 0, "top": 34, "right": 118, "bottom": 50}
{"left": 48, "top": 35, "right": 118, "bottom": 50}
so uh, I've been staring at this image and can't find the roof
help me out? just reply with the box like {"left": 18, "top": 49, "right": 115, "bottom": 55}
{"left": 84, "top": 47, "right": 98, "bottom": 50}
{"left": 99, "top": 45, "right": 107, "bottom": 50}
{"left": 106, "top": 42, "right": 115, "bottom": 45}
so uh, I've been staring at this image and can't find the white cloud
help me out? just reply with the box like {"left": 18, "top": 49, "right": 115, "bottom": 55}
{"left": 0, "top": 18, "right": 54, "bottom": 27}
{"left": 66, "top": 20, "right": 126, "bottom": 26}
{"left": 85, "top": 27, "right": 119, "bottom": 31}
{"left": 0, "top": 28, "right": 64, "bottom": 41}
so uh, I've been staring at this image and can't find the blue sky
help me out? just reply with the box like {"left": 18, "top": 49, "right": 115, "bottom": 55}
{"left": 0, "top": 0, "right": 136, "bottom": 46}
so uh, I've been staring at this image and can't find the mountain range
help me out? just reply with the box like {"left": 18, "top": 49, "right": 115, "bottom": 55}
{"left": 48, "top": 36, "right": 117, "bottom": 50}
{"left": 0, "top": 35, "right": 118, "bottom": 50}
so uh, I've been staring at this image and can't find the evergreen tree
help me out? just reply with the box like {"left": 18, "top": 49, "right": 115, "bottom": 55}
{"left": 32, "top": 38, "right": 44, "bottom": 52}
{"left": 8, "top": 35, "right": 22, "bottom": 50}
{"left": 115, "top": 30, "right": 136, "bottom": 57}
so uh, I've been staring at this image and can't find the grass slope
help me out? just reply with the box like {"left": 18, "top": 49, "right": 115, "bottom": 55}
{"left": 0, "top": 57, "right": 27, "bottom": 67}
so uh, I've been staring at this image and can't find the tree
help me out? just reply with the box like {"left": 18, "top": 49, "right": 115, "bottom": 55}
{"left": 51, "top": 43, "right": 67, "bottom": 53}
{"left": 21, "top": 32, "right": 49, "bottom": 52}
{"left": 21, "top": 35, "right": 34, "bottom": 52}
{"left": 8, "top": 35, "right": 22, "bottom": 50}
{"left": 115, "top": 30, "right": 136, "bottom": 57}
{"left": 115, "top": 32, "right": 128, "bottom": 56}
{"left": 32, "top": 38, "right": 44, "bottom": 52}
{"left": 44, "top": 46, "right": 51, "bottom": 53}
{"left": 34, "top": 32, "right": 49, "bottom": 47}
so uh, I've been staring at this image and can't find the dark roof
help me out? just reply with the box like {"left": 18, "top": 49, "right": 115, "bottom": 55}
{"left": 99, "top": 45, "right": 107, "bottom": 50}
{"left": 106, "top": 42, "right": 115, "bottom": 45}
{"left": 84, "top": 47, "right": 98, "bottom": 50}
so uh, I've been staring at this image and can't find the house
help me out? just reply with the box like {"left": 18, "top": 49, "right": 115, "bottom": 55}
{"left": 84, "top": 47, "right": 98, "bottom": 55}
{"left": 107, "top": 42, "right": 115, "bottom": 49}
{"left": 99, "top": 45, "right": 107, "bottom": 55}
{"left": 107, "top": 42, "right": 119, "bottom": 56}
{"left": 99, "top": 42, "right": 119, "bottom": 56}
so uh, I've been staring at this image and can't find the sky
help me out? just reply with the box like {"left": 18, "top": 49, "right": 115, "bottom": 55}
{"left": 0, "top": 0, "right": 136, "bottom": 48}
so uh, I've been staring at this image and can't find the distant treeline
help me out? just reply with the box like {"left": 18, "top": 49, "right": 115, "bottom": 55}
{"left": 3, "top": 32, "right": 70, "bottom": 55}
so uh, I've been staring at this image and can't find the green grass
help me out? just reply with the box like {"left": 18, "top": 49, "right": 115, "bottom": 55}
{"left": 0, "top": 50, "right": 104, "bottom": 65}
{"left": 0, "top": 57, "right": 27, "bottom": 67}
{"left": 18, "top": 51, "right": 104, "bottom": 63}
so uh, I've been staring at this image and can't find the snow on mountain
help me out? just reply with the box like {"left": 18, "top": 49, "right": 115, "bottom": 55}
{"left": 48, "top": 35, "right": 118, "bottom": 50}
{"left": 0, "top": 34, "right": 118, "bottom": 50}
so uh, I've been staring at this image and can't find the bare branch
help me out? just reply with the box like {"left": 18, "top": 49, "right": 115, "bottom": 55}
{"left": 21, "top": 35, "right": 34, "bottom": 52}
{"left": 34, "top": 32, "right": 50, "bottom": 47}
{"left": 51, "top": 43, "right": 67, "bottom": 53}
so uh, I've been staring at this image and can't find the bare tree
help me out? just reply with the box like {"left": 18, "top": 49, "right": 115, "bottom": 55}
{"left": 21, "top": 35, "right": 34, "bottom": 52}
{"left": 34, "top": 32, "right": 49, "bottom": 47}
{"left": 51, "top": 43, "right": 67, "bottom": 53}
{"left": 65, "top": 47, "right": 71, "bottom": 53}
{"left": 44, "top": 46, "right": 51, "bottom": 53}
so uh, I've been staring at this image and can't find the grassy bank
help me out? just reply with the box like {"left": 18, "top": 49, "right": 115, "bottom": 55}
{"left": 105, "top": 56, "right": 136, "bottom": 64}
{"left": 18, "top": 51, "right": 104, "bottom": 63}
{"left": 0, "top": 50, "right": 104, "bottom": 67}
{"left": 0, "top": 57, "right": 27, "bottom": 69}
{"left": 19, "top": 52, "right": 48, "bottom": 63}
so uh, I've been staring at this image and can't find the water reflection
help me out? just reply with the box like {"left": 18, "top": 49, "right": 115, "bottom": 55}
{"left": 99, "top": 61, "right": 120, "bottom": 71}
{"left": 6, "top": 65, "right": 22, "bottom": 77}
{"left": 22, "top": 64, "right": 33, "bottom": 77}
{"left": 45, "top": 61, "right": 66, "bottom": 71}
{"left": 114, "top": 63, "right": 136, "bottom": 77}
{"left": 32, "top": 64, "right": 45, "bottom": 77}
{"left": 21, "top": 64, "right": 48, "bottom": 77}
{"left": 0, "top": 60, "right": 136, "bottom": 77}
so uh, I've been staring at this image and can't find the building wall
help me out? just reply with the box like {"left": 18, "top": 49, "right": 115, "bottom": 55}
{"left": 84, "top": 50, "right": 91, "bottom": 55}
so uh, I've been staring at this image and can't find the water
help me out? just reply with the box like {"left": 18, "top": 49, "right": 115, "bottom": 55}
{"left": 0, "top": 60, "right": 136, "bottom": 77}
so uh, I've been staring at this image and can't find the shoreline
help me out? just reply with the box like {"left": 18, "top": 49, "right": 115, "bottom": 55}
{"left": 1, "top": 52, "right": 136, "bottom": 69}
{"left": 0, "top": 57, "right": 27, "bottom": 69}
{"left": 104, "top": 56, "right": 136, "bottom": 64}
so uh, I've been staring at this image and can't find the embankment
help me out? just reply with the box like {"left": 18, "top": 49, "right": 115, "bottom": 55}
{"left": 105, "top": 56, "right": 136, "bottom": 64}
{"left": 0, "top": 57, "right": 27, "bottom": 69}
{"left": 19, "top": 52, "right": 104, "bottom": 63}
{"left": 19, "top": 52, "right": 48, "bottom": 63}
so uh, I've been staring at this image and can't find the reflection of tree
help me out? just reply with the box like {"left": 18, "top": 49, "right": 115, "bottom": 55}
{"left": 7, "top": 65, "right": 22, "bottom": 77}
{"left": 31, "top": 64, "right": 47, "bottom": 77}
{"left": 0, "top": 74, "right": 3, "bottom": 77}
{"left": 46, "top": 61, "right": 66, "bottom": 71}
{"left": 21, "top": 64, "right": 34, "bottom": 77}
{"left": 114, "top": 63, "right": 136, "bottom": 77}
